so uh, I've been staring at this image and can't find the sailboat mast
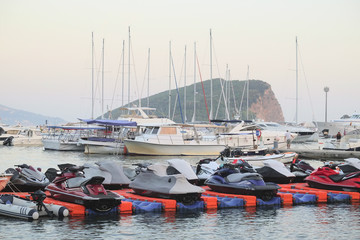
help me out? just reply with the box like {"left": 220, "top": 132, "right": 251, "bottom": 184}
{"left": 210, "top": 29, "right": 213, "bottom": 120}
{"left": 192, "top": 42, "right": 196, "bottom": 123}
{"left": 246, "top": 65, "right": 249, "bottom": 120}
{"left": 102, "top": 38, "right": 105, "bottom": 119}
{"left": 147, "top": 48, "right": 150, "bottom": 108}
{"left": 122, "top": 40, "right": 125, "bottom": 109}
{"left": 168, "top": 41, "right": 172, "bottom": 119}
{"left": 225, "top": 64, "right": 228, "bottom": 119}
{"left": 184, "top": 45, "right": 187, "bottom": 123}
{"left": 296, "top": 36, "right": 298, "bottom": 124}
{"left": 91, "top": 32, "right": 94, "bottom": 119}
{"left": 128, "top": 26, "right": 131, "bottom": 111}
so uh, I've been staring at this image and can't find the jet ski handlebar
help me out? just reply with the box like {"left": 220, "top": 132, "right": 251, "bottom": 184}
{"left": 14, "top": 164, "right": 30, "bottom": 169}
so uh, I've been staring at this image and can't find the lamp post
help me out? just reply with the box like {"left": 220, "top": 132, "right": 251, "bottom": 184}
{"left": 324, "top": 87, "right": 329, "bottom": 122}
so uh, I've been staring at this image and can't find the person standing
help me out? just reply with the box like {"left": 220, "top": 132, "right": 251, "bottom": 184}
{"left": 284, "top": 130, "right": 293, "bottom": 149}
{"left": 336, "top": 131, "right": 342, "bottom": 141}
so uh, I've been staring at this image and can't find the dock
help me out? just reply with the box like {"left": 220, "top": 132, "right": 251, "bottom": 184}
{"left": 2, "top": 184, "right": 360, "bottom": 217}
{"left": 279, "top": 148, "right": 360, "bottom": 160}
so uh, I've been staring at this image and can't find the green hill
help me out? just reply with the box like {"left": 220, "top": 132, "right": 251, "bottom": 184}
{"left": 104, "top": 79, "right": 278, "bottom": 123}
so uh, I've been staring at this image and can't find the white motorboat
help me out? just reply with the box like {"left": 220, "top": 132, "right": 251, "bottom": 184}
{"left": 319, "top": 129, "right": 360, "bottom": 151}
{"left": 42, "top": 125, "right": 104, "bottom": 151}
{"left": 0, "top": 126, "right": 43, "bottom": 146}
{"left": 218, "top": 122, "right": 296, "bottom": 150}
{"left": 255, "top": 121, "right": 318, "bottom": 143}
{"left": 315, "top": 112, "right": 360, "bottom": 136}
{"left": 124, "top": 124, "right": 226, "bottom": 156}
{"left": 224, "top": 151, "right": 298, "bottom": 167}
{"left": 79, "top": 119, "right": 137, "bottom": 155}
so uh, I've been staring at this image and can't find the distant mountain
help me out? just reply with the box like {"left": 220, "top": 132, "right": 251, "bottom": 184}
{"left": 103, "top": 79, "right": 284, "bottom": 123}
{"left": 0, "top": 104, "right": 66, "bottom": 126}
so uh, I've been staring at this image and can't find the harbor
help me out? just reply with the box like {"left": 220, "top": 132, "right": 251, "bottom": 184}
{"left": 1, "top": 146, "right": 360, "bottom": 239}
{"left": 1, "top": 0, "right": 360, "bottom": 239}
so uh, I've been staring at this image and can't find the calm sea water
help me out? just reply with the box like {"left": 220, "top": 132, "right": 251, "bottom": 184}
{"left": 1, "top": 146, "right": 360, "bottom": 240}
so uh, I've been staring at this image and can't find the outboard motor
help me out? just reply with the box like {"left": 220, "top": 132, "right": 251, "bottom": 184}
{"left": 3, "top": 136, "right": 14, "bottom": 146}
{"left": 31, "top": 190, "right": 54, "bottom": 217}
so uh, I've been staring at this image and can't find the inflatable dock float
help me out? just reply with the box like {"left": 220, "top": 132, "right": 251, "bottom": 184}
{"left": 1, "top": 183, "right": 359, "bottom": 217}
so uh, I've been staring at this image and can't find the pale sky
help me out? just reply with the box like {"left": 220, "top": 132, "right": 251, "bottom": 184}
{"left": 1, "top": 0, "right": 359, "bottom": 123}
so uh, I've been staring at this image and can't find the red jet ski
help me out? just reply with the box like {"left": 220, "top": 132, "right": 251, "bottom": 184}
{"left": 45, "top": 164, "right": 123, "bottom": 212}
{"left": 305, "top": 166, "right": 360, "bottom": 192}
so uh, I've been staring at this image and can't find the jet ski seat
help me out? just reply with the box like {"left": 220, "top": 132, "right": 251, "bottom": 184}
{"left": 329, "top": 172, "right": 360, "bottom": 182}
{"left": 225, "top": 173, "right": 263, "bottom": 183}
{"left": 66, "top": 176, "right": 87, "bottom": 188}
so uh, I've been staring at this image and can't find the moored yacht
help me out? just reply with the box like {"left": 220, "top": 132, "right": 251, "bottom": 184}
{"left": 0, "top": 126, "right": 43, "bottom": 146}
{"left": 255, "top": 121, "right": 318, "bottom": 143}
{"left": 42, "top": 125, "right": 104, "bottom": 151}
{"left": 79, "top": 119, "right": 137, "bottom": 154}
{"left": 124, "top": 124, "right": 226, "bottom": 156}
{"left": 217, "top": 121, "right": 296, "bottom": 150}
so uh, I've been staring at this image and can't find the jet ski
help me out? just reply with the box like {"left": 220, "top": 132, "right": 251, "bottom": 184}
{"left": 338, "top": 158, "right": 360, "bottom": 174}
{"left": 123, "top": 162, "right": 152, "bottom": 181}
{"left": 129, "top": 163, "right": 205, "bottom": 204}
{"left": 82, "top": 161, "right": 131, "bottom": 190}
{"left": 195, "top": 158, "right": 220, "bottom": 185}
{"left": 167, "top": 159, "right": 199, "bottom": 184}
{"left": 3, "top": 164, "right": 50, "bottom": 192}
{"left": 289, "top": 158, "right": 315, "bottom": 182}
{"left": 45, "top": 164, "right": 124, "bottom": 212}
{"left": 305, "top": 166, "right": 360, "bottom": 192}
{"left": 205, "top": 162, "right": 280, "bottom": 201}
{"left": 125, "top": 159, "right": 200, "bottom": 184}
{"left": 254, "top": 160, "right": 296, "bottom": 184}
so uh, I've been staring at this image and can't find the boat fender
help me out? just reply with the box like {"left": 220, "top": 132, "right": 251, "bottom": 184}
{"left": 46, "top": 204, "right": 69, "bottom": 217}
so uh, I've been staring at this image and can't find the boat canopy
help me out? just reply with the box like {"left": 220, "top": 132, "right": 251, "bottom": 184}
{"left": 46, "top": 126, "right": 106, "bottom": 130}
{"left": 79, "top": 119, "right": 137, "bottom": 127}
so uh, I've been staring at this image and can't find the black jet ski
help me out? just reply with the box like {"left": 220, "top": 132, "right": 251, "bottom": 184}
{"left": 3, "top": 164, "right": 50, "bottom": 192}
{"left": 338, "top": 158, "right": 360, "bottom": 174}
{"left": 254, "top": 160, "right": 296, "bottom": 184}
{"left": 205, "top": 162, "right": 280, "bottom": 201}
{"left": 129, "top": 163, "right": 205, "bottom": 205}
{"left": 289, "top": 158, "right": 315, "bottom": 182}
{"left": 195, "top": 158, "right": 220, "bottom": 185}
{"left": 45, "top": 164, "right": 123, "bottom": 212}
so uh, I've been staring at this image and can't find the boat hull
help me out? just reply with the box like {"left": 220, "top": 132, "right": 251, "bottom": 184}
{"left": 124, "top": 139, "right": 225, "bottom": 156}
{"left": 206, "top": 183, "right": 279, "bottom": 200}
{"left": 42, "top": 139, "right": 84, "bottom": 151}
{"left": 80, "top": 139, "right": 125, "bottom": 154}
